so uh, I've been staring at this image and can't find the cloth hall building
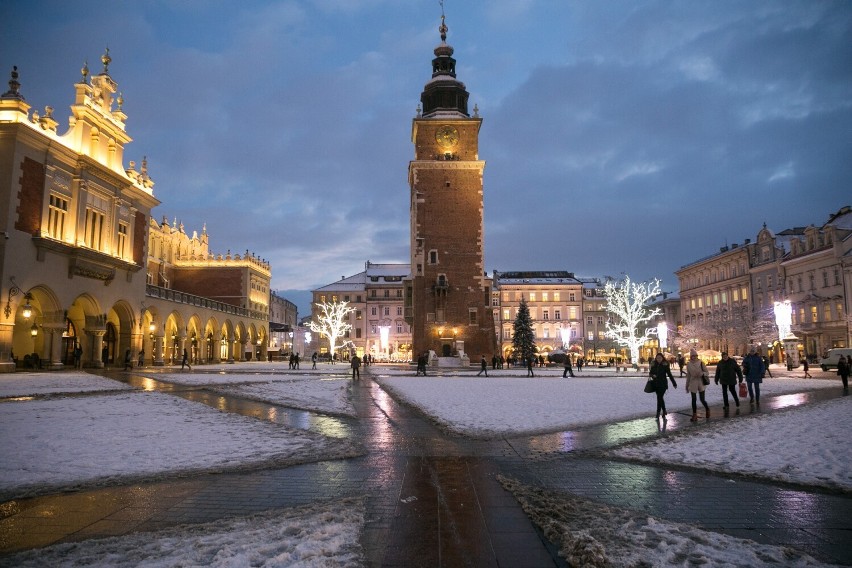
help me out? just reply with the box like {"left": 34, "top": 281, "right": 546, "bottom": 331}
{"left": 0, "top": 54, "right": 270, "bottom": 372}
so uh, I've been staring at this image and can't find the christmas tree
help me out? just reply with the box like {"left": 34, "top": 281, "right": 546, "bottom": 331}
{"left": 512, "top": 297, "right": 537, "bottom": 365}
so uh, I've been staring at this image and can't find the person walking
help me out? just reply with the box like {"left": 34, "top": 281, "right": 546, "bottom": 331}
{"left": 137, "top": 349, "right": 144, "bottom": 368}
{"left": 123, "top": 349, "right": 132, "bottom": 371}
{"left": 491, "top": 355, "right": 497, "bottom": 370}
{"left": 73, "top": 344, "right": 83, "bottom": 369}
{"left": 762, "top": 355, "right": 773, "bottom": 378}
{"left": 526, "top": 356, "right": 535, "bottom": 377}
{"left": 562, "top": 356, "right": 575, "bottom": 378}
{"left": 294, "top": 353, "right": 300, "bottom": 369}
{"left": 677, "top": 354, "right": 686, "bottom": 377}
{"left": 477, "top": 355, "right": 488, "bottom": 376}
{"left": 684, "top": 349, "right": 710, "bottom": 421}
{"left": 181, "top": 348, "right": 191, "bottom": 371}
{"left": 350, "top": 354, "right": 361, "bottom": 380}
{"left": 714, "top": 351, "right": 743, "bottom": 410}
{"left": 649, "top": 353, "right": 677, "bottom": 421}
{"left": 837, "top": 355, "right": 849, "bottom": 391}
{"left": 742, "top": 347, "right": 765, "bottom": 405}
{"left": 311, "top": 352, "right": 318, "bottom": 369}
{"left": 802, "top": 358, "right": 812, "bottom": 378}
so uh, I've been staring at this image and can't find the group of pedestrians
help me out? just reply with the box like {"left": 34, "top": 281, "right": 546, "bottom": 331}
{"left": 648, "top": 346, "right": 795, "bottom": 422}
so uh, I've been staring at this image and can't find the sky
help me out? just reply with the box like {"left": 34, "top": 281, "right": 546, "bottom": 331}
{"left": 2, "top": 1, "right": 850, "bottom": 317}
{"left": 0, "top": 366, "right": 847, "bottom": 565}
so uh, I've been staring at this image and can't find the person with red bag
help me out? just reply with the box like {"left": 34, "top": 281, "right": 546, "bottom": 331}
{"left": 714, "top": 351, "right": 743, "bottom": 411}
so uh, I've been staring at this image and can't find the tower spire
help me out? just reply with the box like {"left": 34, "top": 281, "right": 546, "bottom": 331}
{"left": 419, "top": 6, "right": 469, "bottom": 118}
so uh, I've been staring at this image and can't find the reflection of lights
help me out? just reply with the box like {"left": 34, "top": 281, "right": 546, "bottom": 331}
{"left": 657, "top": 322, "right": 668, "bottom": 348}
{"left": 774, "top": 300, "right": 792, "bottom": 341}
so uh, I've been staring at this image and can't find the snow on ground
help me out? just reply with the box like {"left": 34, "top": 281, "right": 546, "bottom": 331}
{"left": 0, "top": 390, "right": 362, "bottom": 501}
{"left": 0, "top": 497, "right": 366, "bottom": 568}
{"left": 498, "top": 476, "right": 838, "bottom": 568}
{"left": 374, "top": 371, "right": 838, "bottom": 438}
{"left": 610, "top": 396, "right": 852, "bottom": 492}
{"left": 157, "top": 372, "right": 357, "bottom": 417}
{"left": 0, "top": 372, "right": 132, "bottom": 397}
{"left": 1, "top": 366, "right": 847, "bottom": 566}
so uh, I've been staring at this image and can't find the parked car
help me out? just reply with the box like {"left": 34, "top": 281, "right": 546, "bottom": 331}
{"left": 819, "top": 348, "right": 852, "bottom": 371}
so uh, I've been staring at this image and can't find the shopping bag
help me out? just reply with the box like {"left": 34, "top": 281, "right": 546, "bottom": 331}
{"left": 644, "top": 379, "right": 655, "bottom": 393}
{"left": 739, "top": 382, "right": 747, "bottom": 398}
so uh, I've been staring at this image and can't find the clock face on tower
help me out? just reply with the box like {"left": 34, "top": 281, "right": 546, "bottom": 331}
{"left": 435, "top": 125, "right": 460, "bottom": 148}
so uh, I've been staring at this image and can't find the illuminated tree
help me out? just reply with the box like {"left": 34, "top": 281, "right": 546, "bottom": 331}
{"left": 512, "top": 297, "right": 537, "bottom": 364}
{"left": 603, "top": 275, "right": 662, "bottom": 364}
{"left": 308, "top": 300, "right": 354, "bottom": 360}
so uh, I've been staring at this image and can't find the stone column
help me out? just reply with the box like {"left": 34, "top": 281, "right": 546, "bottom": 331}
{"left": 0, "top": 321, "right": 15, "bottom": 373}
{"left": 178, "top": 334, "right": 187, "bottom": 364}
{"left": 153, "top": 334, "right": 165, "bottom": 366}
{"left": 238, "top": 339, "right": 247, "bottom": 362}
{"left": 227, "top": 334, "right": 235, "bottom": 363}
{"left": 89, "top": 331, "right": 105, "bottom": 368}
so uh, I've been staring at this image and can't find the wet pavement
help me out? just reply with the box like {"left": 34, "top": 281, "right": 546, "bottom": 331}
{"left": 1, "top": 367, "right": 850, "bottom": 566}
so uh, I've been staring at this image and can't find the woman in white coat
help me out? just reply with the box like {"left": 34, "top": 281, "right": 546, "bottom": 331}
{"left": 685, "top": 349, "right": 710, "bottom": 422}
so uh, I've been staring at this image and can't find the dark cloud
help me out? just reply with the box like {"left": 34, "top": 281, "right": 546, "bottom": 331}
{"left": 2, "top": 0, "right": 849, "bottom": 316}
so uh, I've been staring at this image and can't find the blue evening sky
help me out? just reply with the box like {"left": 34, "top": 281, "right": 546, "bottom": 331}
{"left": 2, "top": 1, "right": 850, "bottom": 316}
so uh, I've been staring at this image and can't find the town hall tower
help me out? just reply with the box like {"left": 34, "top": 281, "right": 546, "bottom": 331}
{"left": 405, "top": 16, "right": 496, "bottom": 362}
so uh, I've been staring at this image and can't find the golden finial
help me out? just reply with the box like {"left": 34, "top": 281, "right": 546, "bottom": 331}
{"left": 101, "top": 47, "right": 111, "bottom": 74}
{"left": 81, "top": 61, "right": 89, "bottom": 82}
{"left": 117, "top": 92, "right": 124, "bottom": 110}
{"left": 439, "top": 0, "right": 447, "bottom": 41}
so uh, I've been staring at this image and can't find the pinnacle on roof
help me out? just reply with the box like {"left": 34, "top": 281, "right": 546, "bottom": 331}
{"left": 2, "top": 66, "right": 24, "bottom": 100}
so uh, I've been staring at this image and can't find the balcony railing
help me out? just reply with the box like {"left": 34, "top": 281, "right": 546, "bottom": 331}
{"left": 146, "top": 285, "right": 266, "bottom": 320}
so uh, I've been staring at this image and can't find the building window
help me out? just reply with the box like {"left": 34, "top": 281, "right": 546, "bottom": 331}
{"left": 469, "top": 308, "right": 478, "bottom": 325}
{"left": 835, "top": 269, "right": 841, "bottom": 286}
{"left": 587, "top": 331, "right": 594, "bottom": 341}
{"left": 344, "top": 295, "right": 350, "bottom": 302}
{"left": 429, "top": 250, "right": 438, "bottom": 264}
{"left": 811, "top": 306, "right": 818, "bottom": 322}
{"left": 492, "top": 297, "right": 499, "bottom": 307}
{"left": 116, "top": 222, "right": 128, "bottom": 257}
{"left": 569, "top": 293, "right": 575, "bottom": 301}
{"left": 371, "top": 324, "right": 377, "bottom": 334}
{"left": 355, "top": 328, "right": 362, "bottom": 338}
{"left": 543, "top": 327, "right": 550, "bottom": 339}
{"left": 554, "top": 309, "right": 561, "bottom": 320}
{"left": 320, "top": 295, "right": 327, "bottom": 303}
{"left": 84, "top": 207, "right": 105, "bottom": 250}
{"left": 587, "top": 316, "right": 593, "bottom": 326}
{"left": 384, "top": 307, "right": 390, "bottom": 316}
{"left": 741, "top": 287, "right": 748, "bottom": 301}
{"left": 698, "top": 297, "right": 703, "bottom": 308}
{"left": 371, "top": 290, "right": 377, "bottom": 298}
{"left": 569, "top": 307, "right": 577, "bottom": 320}
{"left": 542, "top": 310, "right": 549, "bottom": 320}
{"left": 48, "top": 194, "right": 68, "bottom": 240}
{"left": 384, "top": 289, "right": 389, "bottom": 298}
{"left": 503, "top": 308, "right": 510, "bottom": 320}
{"left": 542, "top": 292, "right": 549, "bottom": 302}
{"left": 371, "top": 307, "right": 377, "bottom": 316}
{"left": 397, "top": 306, "right": 403, "bottom": 316}
{"left": 823, "top": 271, "right": 829, "bottom": 288}
{"left": 809, "top": 274, "right": 815, "bottom": 290}
{"left": 356, "top": 310, "right": 362, "bottom": 320}
{"left": 554, "top": 292, "right": 560, "bottom": 301}
{"left": 397, "top": 289, "right": 403, "bottom": 298}
{"left": 824, "top": 303, "right": 832, "bottom": 322}
{"left": 837, "top": 302, "right": 844, "bottom": 320}
{"left": 529, "top": 292, "right": 536, "bottom": 302}
{"left": 397, "top": 322, "right": 404, "bottom": 334}
{"left": 597, "top": 316, "right": 604, "bottom": 325}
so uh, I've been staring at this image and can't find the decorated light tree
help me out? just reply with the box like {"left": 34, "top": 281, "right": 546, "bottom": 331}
{"left": 512, "top": 297, "right": 537, "bottom": 364}
{"left": 308, "top": 300, "right": 354, "bottom": 361}
{"left": 603, "top": 275, "right": 662, "bottom": 365}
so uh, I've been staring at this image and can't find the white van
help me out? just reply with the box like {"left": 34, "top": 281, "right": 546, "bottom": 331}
{"left": 819, "top": 348, "right": 852, "bottom": 371}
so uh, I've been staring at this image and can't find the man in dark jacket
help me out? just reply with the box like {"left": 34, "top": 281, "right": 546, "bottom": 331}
{"left": 714, "top": 352, "right": 743, "bottom": 409}
{"left": 742, "top": 348, "right": 765, "bottom": 405}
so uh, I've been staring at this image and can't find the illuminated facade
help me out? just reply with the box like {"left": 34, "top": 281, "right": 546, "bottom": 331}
{"left": 312, "top": 262, "right": 412, "bottom": 361}
{"left": 405, "top": 16, "right": 495, "bottom": 362}
{"left": 491, "top": 271, "right": 585, "bottom": 359}
{"left": 0, "top": 55, "right": 270, "bottom": 371}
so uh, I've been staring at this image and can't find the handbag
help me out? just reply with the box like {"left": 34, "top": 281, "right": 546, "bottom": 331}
{"left": 700, "top": 362, "right": 710, "bottom": 385}
{"left": 739, "top": 382, "right": 747, "bottom": 397}
{"left": 644, "top": 378, "right": 655, "bottom": 393}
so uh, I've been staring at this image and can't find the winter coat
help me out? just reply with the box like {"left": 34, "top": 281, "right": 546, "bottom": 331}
{"left": 714, "top": 357, "right": 742, "bottom": 386}
{"left": 685, "top": 359, "right": 708, "bottom": 393}
{"left": 649, "top": 361, "right": 676, "bottom": 392}
{"left": 743, "top": 353, "right": 765, "bottom": 384}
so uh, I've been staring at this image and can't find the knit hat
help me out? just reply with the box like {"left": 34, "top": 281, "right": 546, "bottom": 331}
{"left": 689, "top": 349, "right": 698, "bottom": 357}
